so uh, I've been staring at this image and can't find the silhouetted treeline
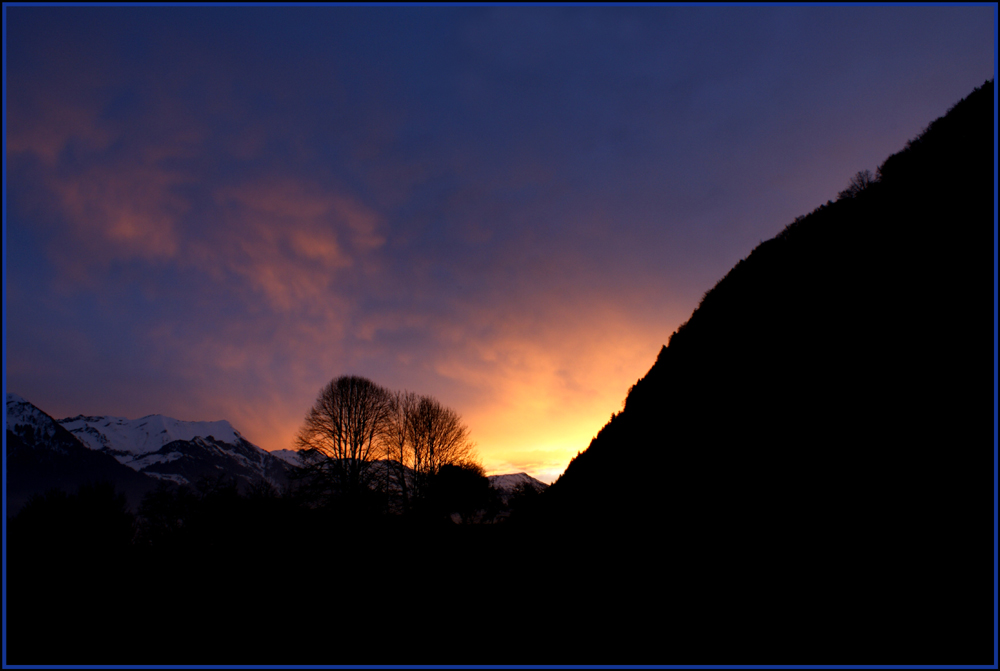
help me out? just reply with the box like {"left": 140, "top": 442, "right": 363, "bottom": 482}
{"left": 6, "top": 473, "right": 542, "bottom": 664}
{"left": 292, "top": 375, "right": 484, "bottom": 517}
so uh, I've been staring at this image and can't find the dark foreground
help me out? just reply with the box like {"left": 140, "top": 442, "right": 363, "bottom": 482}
{"left": 6, "top": 501, "right": 990, "bottom": 665}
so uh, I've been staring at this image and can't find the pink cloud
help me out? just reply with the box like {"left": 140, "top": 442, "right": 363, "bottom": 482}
{"left": 202, "top": 179, "right": 386, "bottom": 313}
{"left": 50, "top": 164, "right": 187, "bottom": 258}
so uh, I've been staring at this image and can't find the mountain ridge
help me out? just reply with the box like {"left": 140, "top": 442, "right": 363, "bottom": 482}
{"left": 6, "top": 393, "right": 548, "bottom": 514}
{"left": 5, "top": 393, "right": 161, "bottom": 513}
{"left": 5, "top": 393, "right": 293, "bottom": 512}
{"left": 526, "top": 78, "right": 993, "bottom": 662}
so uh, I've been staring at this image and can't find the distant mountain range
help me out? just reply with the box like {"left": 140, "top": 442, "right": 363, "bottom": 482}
{"left": 6, "top": 393, "right": 295, "bottom": 513}
{"left": 487, "top": 472, "right": 547, "bottom": 500}
{"left": 6, "top": 393, "right": 162, "bottom": 514}
{"left": 5, "top": 392, "right": 545, "bottom": 514}
{"left": 57, "top": 410, "right": 292, "bottom": 490}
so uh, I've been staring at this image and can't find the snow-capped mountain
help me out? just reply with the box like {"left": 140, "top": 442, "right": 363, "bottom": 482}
{"left": 59, "top": 413, "right": 243, "bottom": 457}
{"left": 488, "top": 472, "right": 548, "bottom": 501}
{"left": 5, "top": 393, "right": 160, "bottom": 513}
{"left": 56, "top": 412, "right": 292, "bottom": 489}
{"left": 5, "top": 393, "right": 294, "bottom": 513}
{"left": 7, "top": 392, "right": 56, "bottom": 442}
{"left": 270, "top": 448, "right": 305, "bottom": 468}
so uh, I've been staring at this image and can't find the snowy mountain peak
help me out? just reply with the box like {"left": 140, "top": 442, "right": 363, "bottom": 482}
{"left": 488, "top": 472, "right": 548, "bottom": 493}
{"left": 57, "top": 414, "right": 242, "bottom": 456}
{"left": 269, "top": 449, "right": 304, "bottom": 468}
{"left": 6, "top": 392, "right": 59, "bottom": 440}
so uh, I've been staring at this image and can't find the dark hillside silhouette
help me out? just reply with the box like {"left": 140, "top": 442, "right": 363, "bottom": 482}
{"left": 532, "top": 79, "right": 994, "bottom": 662}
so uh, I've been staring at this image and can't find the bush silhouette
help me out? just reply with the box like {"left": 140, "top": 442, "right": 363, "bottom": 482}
{"left": 838, "top": 168, "right": 877, "bottom": 199}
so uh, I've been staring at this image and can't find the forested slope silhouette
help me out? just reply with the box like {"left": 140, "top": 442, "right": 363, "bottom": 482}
{"left": 532, "top": 79, "right": 993, "bottom": 662}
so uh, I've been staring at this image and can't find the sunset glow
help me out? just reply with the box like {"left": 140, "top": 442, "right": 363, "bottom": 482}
{"left": 5, "top": 6, "right": 993, "bottom": 484}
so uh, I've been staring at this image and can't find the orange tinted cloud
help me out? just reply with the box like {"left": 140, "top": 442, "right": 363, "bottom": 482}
{"left": 203, "top": 179, "right": 386, "bottom": 312}
{"left": 9, "top": 71, "right": 386, "bottom": 310}
{"left": 49, "top": 164, "right": 186, "bottom": 259}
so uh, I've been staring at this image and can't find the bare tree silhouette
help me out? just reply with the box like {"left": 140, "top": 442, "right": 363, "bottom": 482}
{"left": 385, "top": 389, "right": 420, "bottom": 511}
{"left": 407, "top": 395, "right": 477, "bottom": 500}
{"left": 294, "top": 375, "right": 394, "bottom": 505}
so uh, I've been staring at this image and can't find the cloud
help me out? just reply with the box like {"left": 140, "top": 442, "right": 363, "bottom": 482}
{"left": 53, "top": 164, "right": 186, "bottom": 257}
{"left": 200, "top": 179, "right": 386, "bottom": 313}
{"left": 5, "top": 52, "right": 396, "bottom": 456}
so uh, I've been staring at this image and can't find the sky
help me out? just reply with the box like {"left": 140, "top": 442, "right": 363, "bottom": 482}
{"left": 4, "top": 6, "right": 995, "bottom": 483}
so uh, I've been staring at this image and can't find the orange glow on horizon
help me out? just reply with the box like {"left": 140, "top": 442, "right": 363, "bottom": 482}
{"left": 240, "top": 308, "right": 684, "bottom": 485}
{"left": 8, "top": 53, "right": 695, "bottom": 485}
